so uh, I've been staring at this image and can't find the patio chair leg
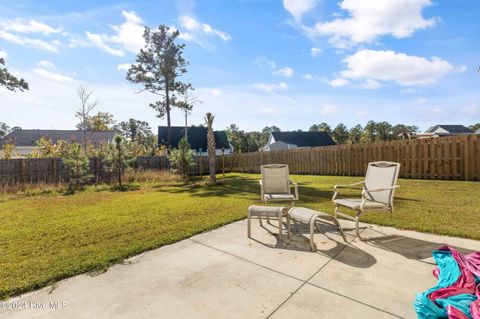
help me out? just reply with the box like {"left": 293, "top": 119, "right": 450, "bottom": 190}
{"left": 286, "top": 214, "right": 291, "bottom": 239}
{"left": 334, "top": 206, "right": 348, "bottom": 243}
{"left": 315, "top": 220, "right": 322, "bottom": 233}
{"left": 355, "top": 215, "right": 363, "bottom": 240}
{"left": 309, "top": 220, "right": 316, "bottom": 251}
{"left": 247, "top": 214, "right": 252, "bottom": 238}
{"left": 278, "top": 214, "right": 283, "bottom": 238}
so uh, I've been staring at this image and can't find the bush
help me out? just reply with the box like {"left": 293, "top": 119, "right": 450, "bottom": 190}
{"left": 104, "top": 135, "right": 135, "bottom": 187}
{"left": 62, "top": 143, "right": 90, "bottom": 192}
{"left": 168, "top": 138, "right": 195, "bottom": 179}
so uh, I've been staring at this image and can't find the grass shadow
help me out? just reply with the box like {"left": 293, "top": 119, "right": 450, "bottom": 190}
{"left": 110, "top": 183, "right": 141, "bottom": 192}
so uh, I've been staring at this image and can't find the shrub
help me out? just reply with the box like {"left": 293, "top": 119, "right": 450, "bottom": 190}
{"left": 62, "top": 143, "right": 90, "bottom": 192}
{"left": 104, "top": 135, "right": 134, "bottom": 187}
{"left": 168, "top": 138, "right": 195, "bottom": 179}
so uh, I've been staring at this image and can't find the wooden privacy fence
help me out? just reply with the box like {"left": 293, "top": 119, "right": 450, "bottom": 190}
{"left": 223, "top": 134, "right": 480, "bottom": 181}
{"left": 0, "top": 155, "right": 223, "bottom": 184}
{"left": 0, "top": 158, "right": 110, "bottom": 184}
{"left": 0, "top": 135, "right": 479, "bottom": 183}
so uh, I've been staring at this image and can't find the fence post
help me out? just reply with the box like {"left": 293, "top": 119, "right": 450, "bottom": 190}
{"left": 222, "top": 149, "right": 225, "bottom": 177}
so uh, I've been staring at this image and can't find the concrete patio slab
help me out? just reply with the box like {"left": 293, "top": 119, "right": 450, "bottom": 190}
{"left": 191, "top": 218, "right": 355, "bottom": 280}
{"left": 269, "top": 284, "right": 399, "bottom": 319}
{"left": 0, "top": 240, "right": 302, "bottom": 319}
{"left": 1, "top": 217, "right": 479, "bottom": 319}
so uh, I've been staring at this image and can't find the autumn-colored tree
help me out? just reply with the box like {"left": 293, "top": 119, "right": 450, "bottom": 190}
{"left": 2, "top": 141, "right": 16, "bottom": 159}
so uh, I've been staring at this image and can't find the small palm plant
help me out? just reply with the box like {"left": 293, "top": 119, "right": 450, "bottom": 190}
{"left": 168, "top": 138, "right": 195, "bottom": 179}
{"left": 205, "top": 112, "right": 216, "bottom": 185}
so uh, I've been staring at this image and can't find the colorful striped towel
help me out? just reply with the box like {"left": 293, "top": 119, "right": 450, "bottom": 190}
{"left": 414, "top": 246, "right": 480, "bottom": 319}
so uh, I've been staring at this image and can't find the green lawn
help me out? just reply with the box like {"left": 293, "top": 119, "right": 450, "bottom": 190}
{"left": 0, "top": 173, "right": 479, "bottom": 299}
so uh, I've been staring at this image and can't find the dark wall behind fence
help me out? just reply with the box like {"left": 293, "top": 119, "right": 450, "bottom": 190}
{"left": 1, "top": 134, "right": 479, "bottom": 183}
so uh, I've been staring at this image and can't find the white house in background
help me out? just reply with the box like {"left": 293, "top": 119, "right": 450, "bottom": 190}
{"left": 261, "top": 131, "right": 336, "bottom": 152}
{"left": 0, "top": 130, "right": 115, "bottom": 158}
{"left": 419, "top": 125, "right": 475, "bottom": 138}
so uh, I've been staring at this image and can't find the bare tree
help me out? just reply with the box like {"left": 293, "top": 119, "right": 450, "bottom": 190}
{"left": 75, "top": 84, "right": 98, "bottom": 153}
{"left": 176, "top": 84, "right": 200, "bottom": 142}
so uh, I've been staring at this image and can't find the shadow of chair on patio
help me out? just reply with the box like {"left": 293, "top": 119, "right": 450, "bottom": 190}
{"left": 252, "top": 219, "right": 377, "bottom": 269}
{"left": 362, "top": 229, "right": 475, "bottom": 265}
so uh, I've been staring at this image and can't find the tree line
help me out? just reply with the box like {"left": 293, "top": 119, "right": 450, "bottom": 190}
{"left": 226, "top": 121, "right": 480, "bottom": 153}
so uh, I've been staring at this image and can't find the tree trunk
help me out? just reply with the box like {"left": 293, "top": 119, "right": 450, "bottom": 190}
{"left": 117, "top": 146, "right": 122, "bottom": 187}
{"left": 185, "top": 110, "right": 188, "bottom": 142}
{"left": 207, "top": 125, "right": 216, "bottom": 184}
{"left": 165, "top": 82, "right": 171, "bottom": 149}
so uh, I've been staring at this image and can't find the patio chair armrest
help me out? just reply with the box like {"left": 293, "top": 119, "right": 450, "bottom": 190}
{"left": 333, "top": 181, "right": 365, "bottom": 191}
{"left": 290, "top": 181, "right": 299, "bottom": 200}
{"left": 332, "top": 181, "right": 365, "bottom": 201}
{"left": 361, "top": 185, "right": 399, "bottom": 200}
{"left": 362, "top": 185, "right": 399, "bottom": 194}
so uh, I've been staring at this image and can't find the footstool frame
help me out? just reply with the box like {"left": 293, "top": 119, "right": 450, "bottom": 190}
{"left": 247, "top": 205, "right": 286, "bottom": 239}
{"left": 287, "top": 207, "right": 347, "bottom": 251}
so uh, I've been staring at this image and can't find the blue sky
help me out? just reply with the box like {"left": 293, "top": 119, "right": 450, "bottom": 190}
{"left": 1, "top": 0, "right": 479, "bottom": 132}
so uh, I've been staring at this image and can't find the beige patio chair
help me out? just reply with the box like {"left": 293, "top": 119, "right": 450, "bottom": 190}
{"left": 333, "top": 161, "right": 400, "bottom": 240}
{"left": 260, "top": 164, "right": 298, "bottom": 206}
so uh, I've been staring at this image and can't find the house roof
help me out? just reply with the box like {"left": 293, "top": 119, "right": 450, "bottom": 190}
{"left": 157, "top": 126, "right": 231, "bottom": 150}
{"left": 0, "top": 130, "right": 115, "bottom": 147}
{"left": 271, "top": 131, "right": 336, "bottom": 147}
{"left": 425, "top": 125, "right": 473, "bottom": 134}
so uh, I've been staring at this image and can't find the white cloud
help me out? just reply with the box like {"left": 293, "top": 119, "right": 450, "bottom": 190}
{"left": 461, "top": 105, "right": 480, "bottom": 116}
{"left": 86, "top": 31, "right": 125, "bottom": 56}
{"left": 283, "top": 0, "right": 317, "bottom": 21}
{"left": 117, "top": 63, "right": 131, "bottom": 71}
{"left": 319, "top": 104, "right": 338, "bottom": 115}
{"left": 255, "top": 107, "right": 276, "bottom": 115}
{"left": 178, "top": 16, "right": 230, "bottom": 41}
{"left": 400, "top": 87, "right": 421, "bottom": 95}
{"left": 255, "top": 57, "right": 295, "bottom": 78}
{"left": 1, "top": 19, "right": 62, "bottom": 35}
{"left": 254, "top": 82, "right": 288, "bottom": 92}
{"left": 308, "top": 0, "right": 436, "bottom": 47}
{"left": 274, "top": 67, "right": 295, "bottom": 77}
{"left": 310, "top": 47, "right": 322, "bottom": 57}
{"left": 329, "top": 77, "right": 350, "bottom": 87}
{"left": 177, "top": 31, "right": 195, "bottom": 41}
{"left": 0, "top": 50, "right": 7, "bottom": 59}
{"left": 414, "top": 97, "right": 428, "bottom": 104}
{"left": 340, "top": 49, "right": 455, "bottom": 86}
{"left": 208, "top": 88, "right": 222, "bottom": 96}
{"left": 303, "top": 74, "right": 314, "bottom": 80}
{"left": 0, "top": 30, "right": 59, "bottom": 52}
{"left": 36, "top": 60, "right": 55, "bottom": 69}
{"left": 360, "top": 79, "right": 381, "bottom": 89}
{"left": 109, "top": 11, "right": 145, "bottom": 53}
{"left": 254, "top": 57, "right": 276, "bottom": 69}
{"left": 85, "top": 10, "right": 143, "bottom": 56}
{"left": 32, "top": 68, "right": 75, "bottom": 83}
